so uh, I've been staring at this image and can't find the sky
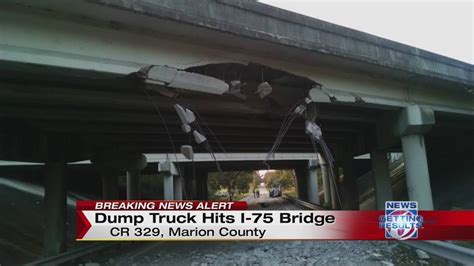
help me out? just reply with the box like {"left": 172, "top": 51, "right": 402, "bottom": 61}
{"left": 259, "top": 0, "right": 473, "bottom": 64}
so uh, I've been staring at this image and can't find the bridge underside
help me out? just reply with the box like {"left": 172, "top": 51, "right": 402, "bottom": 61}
{"left": 2, "top": 59, "right": 474, "bottom": 209}
{"left": 0, "top": 61, "right": 382, "bottom": 163}
{"left": 2, "top": 61, "right": 472, "bottom": 163}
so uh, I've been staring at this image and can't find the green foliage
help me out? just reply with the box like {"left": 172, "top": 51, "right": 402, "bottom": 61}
{"left": 208, "top": 171, "right": 255, "bottom": 200}
{"left": 264, "top": 170, "right": 295, "bottom": 190}
{"left": 251, "top": 173, "right": 262, "bottom": 190}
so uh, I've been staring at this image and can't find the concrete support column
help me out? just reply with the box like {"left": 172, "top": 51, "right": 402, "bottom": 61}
{"left": 187, "top": 169, "right": 197, "bottom": 200}
{"left": 102, "top": 170, "right": 119, "bottom": 200}
{"left": 194, "top": 170, "right": 209, "bottom": 200}
{"left": 173, "top": 176, "right": 183, "bottom": 200}
{"left": 329, "top": 169, "right": 340, "bottom": 210}
{"left": 43, "top": 161, "right": 66, "bottom": 256}
{"left": 371, "top": 149, "right": 393, "bottom": 210}
{"left": 159, "top": 161, "right": 179, "bottom": 200}
{"left": 401, "top": 134, "right": 434, "bottom": 210}
{"left": 318, "top": 154, "right": 331, "bottom": 208}
{"left": 182, "top": 166, "right": 198, "bottom": 200}
{"left": 307, "top": 160, "right": 320, "bottom": 205}
{"left": 397, "top": 105, "right": 435, "bottom": 210}
{"left": 92, "top": 152, "right": 147, "bottom": 200}
{"left": 340, "top": 152, "right": 359, "bottom": 210}
{"left": 195, "top": 175, "right": 203, "bottom": 200}
{"left": 163, "top": 174, "right": 174, "bottom": 200}
{"left": 294, "top": 167, "right": 309, "bottom": 201}
{"left": 200, "top": 173, "right": 209, "bottom": 200}
{"left": 126, "top": 170, "right": 140, "bottom": 200}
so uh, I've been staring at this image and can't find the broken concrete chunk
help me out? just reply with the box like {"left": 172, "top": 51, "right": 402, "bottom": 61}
{"left": 305, "top": 121, "right": 322, "bottom": 141}
{"left": 415, "top": 249, "right": 430, "bottom": 260}
{"left": 144, "top": 65, "right": 229, "bottom": 95}
{"left": 193, "top": 130, "right": 207, "bottom": 144}
{"left": 174, "top": 104, "right": 196, "bottom": 125}
{"left": 147, "top": 65, "right": 177, "bottom": 84}
{"left": 181, "top": 124, "right": 192, "bottom": 133}
{"left": 256, "top": 81, "right": 273, "bottom": 99}
{"left": 180, "top": 145, "right": 194, "bottom": 160}
{"left": 229, "top": 80, "right": 246, "bottom": 92}
{"left": 308, "top": 87, "right": 331, "bottom": 103}
{"left": 369, "top": 252, "right": 383, "bottom": 261}
{"left": 323, "top": 88, "right": 357, "bottom": 103}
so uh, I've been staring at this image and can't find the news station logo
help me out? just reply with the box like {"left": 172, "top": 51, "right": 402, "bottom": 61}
{"left": 379, "top": 201, "right": 423, "bottom": 240}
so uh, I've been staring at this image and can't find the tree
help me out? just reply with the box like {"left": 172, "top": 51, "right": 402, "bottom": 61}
{"left": 208, "top": 171, "right": 255, "bottom": 200}
{"left": 264, "top": 170, "right": 295, "bottom": 190}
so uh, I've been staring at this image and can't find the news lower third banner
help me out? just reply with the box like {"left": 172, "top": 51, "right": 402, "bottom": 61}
{"left": 76, "top": 200, "right": 474, "bottom": 241}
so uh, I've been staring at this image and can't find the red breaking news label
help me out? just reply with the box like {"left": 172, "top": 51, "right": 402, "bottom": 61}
{"left": 76, "top": 200, "right": 248, "bottom": 211}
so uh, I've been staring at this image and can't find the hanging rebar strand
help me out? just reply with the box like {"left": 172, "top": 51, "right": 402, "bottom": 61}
{"left": 174, "top": 104, "right": 224, "bottom": 197}
{"left": 320, "top": 139, "right": 342, "bottom": 208}
{"left": 267, "top": 114, "right": 298, "bottom": 161}
{"left": 267, "top": 102, "right": 299, "bottom": 154}
{"left": 143, "top": 89, "right": 187, "bottom": 199}
{"left": 263, "top": 99, "right": 305, "bottom": 163}
{"left": 305, "top": 103, "right": 342, "bottom": 208}
{"left": 190, "top": 111, "right": 224, "bottom": 175}
{"left": 194, "top": 111, "right": 227, "bottom": 154}
{"left": 204, "top": 140, "right": 223, "bottom": 174}
{"left": 265, "top": 112, "right": 293, "bottom": 160}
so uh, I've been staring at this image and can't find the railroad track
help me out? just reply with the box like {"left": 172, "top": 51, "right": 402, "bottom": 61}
{"left": 282, "top": 194, "right": 325, "bottom": 210}
{"left": 26, "top": 243, "right": 119, "bottom": 266}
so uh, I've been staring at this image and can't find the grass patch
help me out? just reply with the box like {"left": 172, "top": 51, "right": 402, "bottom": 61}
{"left": 285, "top": 188, "right": 297, "bottom": 198}
{"left": 455, "top": 241, "right": 474, "bottom": 249}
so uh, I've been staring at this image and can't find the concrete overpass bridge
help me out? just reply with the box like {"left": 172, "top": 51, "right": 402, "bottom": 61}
{"left": 0, "top": 0, "right": 473, "bottom": 257}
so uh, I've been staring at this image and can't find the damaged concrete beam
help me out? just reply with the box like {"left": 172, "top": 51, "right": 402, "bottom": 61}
{"left": 309, "top": 88, "right": 331, "bottom": 103}
{"left": 309, "top": 87, "right": 359, "bottom": 104}
{"left": 310, "top": 87, "right": 411, "bottom": 109}
{"left": 142, "top": 65, "right": 229, "bottom": 95}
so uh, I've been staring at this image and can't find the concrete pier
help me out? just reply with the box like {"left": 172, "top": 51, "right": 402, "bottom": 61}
{"left": 401, "top": 134, "right": 434, "bottom": 210}
{"left": 371, "top": 149, "right": 393, "bottom": 210}
{"left": 307, "top": 160, "right": 320, "bottom": 205}
{"left": 93, "top": 152, "right": 147, "bottom": 200}
{"left": 195, "top": 170, "right": 209, "bottom": 200}
{"left": 294, "top": 168, "right": 309, "bottom": 202}
{"left": 159, "top": 161, "right": 179, "bottom": 200}
{"left": 174, "top": 176, "right": 183, "bottom": 200}
{"left": 318, "top": 155, "right": 332, "bottom": 208}
{"left": 398, "top": 105, "right": 435, "bottom": 210}
{"left": 43, "top": 161, "right": 66, "bottom": 256}
{"left": 126, "top": 170, "right": 140, "bottom": 200}
{"left": 329, "top": 169, "right": 339, "bottom": 210}
{"left": 164, "top": 174, "right": 174, "bottom": 200}
{"left": 102, "top": 170, "right": 119, "bottom": 200}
